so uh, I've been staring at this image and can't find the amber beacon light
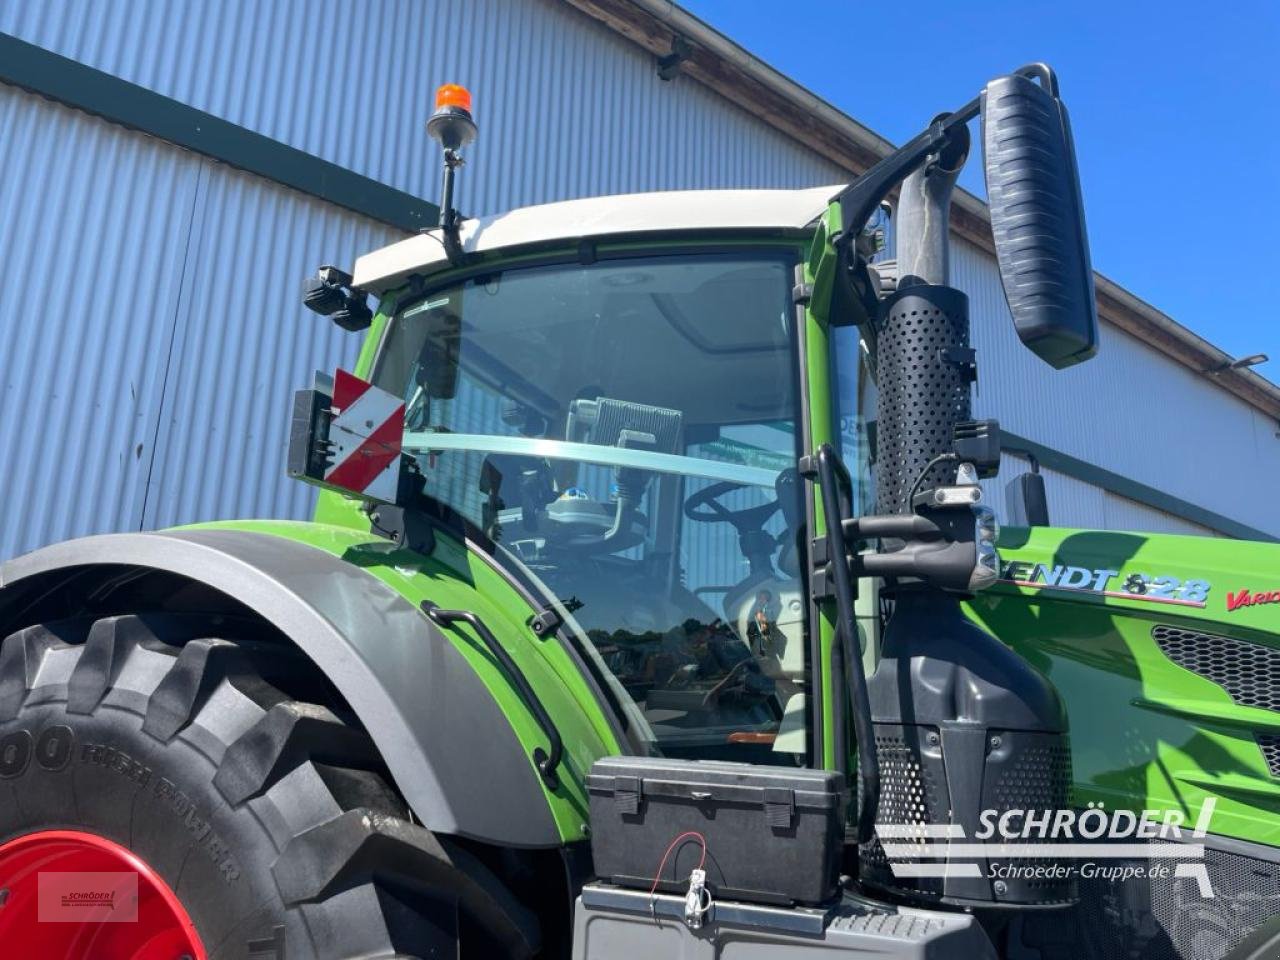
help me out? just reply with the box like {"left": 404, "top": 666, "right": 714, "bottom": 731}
{"left": 428, "top": 83, "right": 477, "bottom": 151}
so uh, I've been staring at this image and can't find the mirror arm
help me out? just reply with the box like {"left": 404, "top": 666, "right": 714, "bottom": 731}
{"left": 832, "top": 98, "right": 979, "bottom": 244}
{"left": 831, "top": 63, "right": 1054, "bottom": 243}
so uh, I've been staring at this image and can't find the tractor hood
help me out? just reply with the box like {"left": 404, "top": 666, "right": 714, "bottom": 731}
{"left": 967, "top": 524, "right": 1280, "bottom": 848}
{"left": 981, "top": 525, "right": 1280, "bottom": 631}
{"left": 351, "top": 185, "right": 842, "bottom": 294}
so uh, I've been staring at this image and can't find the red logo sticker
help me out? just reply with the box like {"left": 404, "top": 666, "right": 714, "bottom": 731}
{"left": 1226, "top": 589, "right": 1280, "bottom": 613}
{"left": 37, "top": 872, "right": 138, "bottom": 923}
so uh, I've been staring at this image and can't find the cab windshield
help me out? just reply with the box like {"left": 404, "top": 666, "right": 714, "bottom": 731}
{"left": 373, "top": 252, "right": 810, "bottom": 764}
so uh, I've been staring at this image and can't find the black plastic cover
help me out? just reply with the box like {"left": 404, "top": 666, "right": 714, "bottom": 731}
{"left": 588, "top": 756, "right": 845, "bottom": 906}
{"left": 953, "top": 419, "right": 1001, "bottom": 479}
{"left": 1227, "top": 914, "right": 1280, "bottom": 960}
{"left": 863, "top": 589, "right": 1074, "bottom": 908}
{"left": 286, "top": 388, "right": 332, "bottom": 486}
{"left": 982, "top": 73, "right": 1098, "bottom": 369}
{"left": 1006, "top": 470, "right": 1050, "bottom": 527}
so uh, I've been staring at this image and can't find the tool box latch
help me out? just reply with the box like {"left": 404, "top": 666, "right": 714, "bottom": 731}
{"left": 764, "top": 787, "right": 795, "bottom": 829}
{"left": 614, "top": 776, "right": 643, "bottom": 815}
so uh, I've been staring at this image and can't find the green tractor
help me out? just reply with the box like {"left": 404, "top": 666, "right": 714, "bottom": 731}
{"left": 1, "top": 66, "right": 1277, "bottom": 960}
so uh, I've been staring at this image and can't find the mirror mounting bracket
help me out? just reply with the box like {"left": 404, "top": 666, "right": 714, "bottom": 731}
{"left": 830, "top": 63, "right": 1058, "bottom": 243}
{"left": 832, "top": 103, "right": 978, "bottom": 248}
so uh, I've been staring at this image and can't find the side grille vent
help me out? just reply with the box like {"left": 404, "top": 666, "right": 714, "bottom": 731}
{"left": 1256, "top": 734, "right": 1280, "bottom": 778}
{"left": 1152, "top": 624, "right": 1280, "bottom": 712}
{"left": 1153, "top": 624, "right": 1280, "bottom": 779}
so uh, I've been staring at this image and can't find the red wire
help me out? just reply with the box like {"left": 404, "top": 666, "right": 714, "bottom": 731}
{"left": 648, "top": 831, "right": 708, "bottom": 899}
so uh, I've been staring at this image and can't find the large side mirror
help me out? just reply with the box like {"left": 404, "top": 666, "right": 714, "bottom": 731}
{"left": 982, "top": 66, "right": 1098, "bottom": 369}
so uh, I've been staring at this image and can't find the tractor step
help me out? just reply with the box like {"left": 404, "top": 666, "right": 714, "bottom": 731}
{"left": 571, "top": 882, "right": 995, "bottom": 959}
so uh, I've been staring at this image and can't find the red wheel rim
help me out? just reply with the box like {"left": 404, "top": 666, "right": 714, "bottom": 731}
{"left": 0, "top": 829, "right": 207, "bottom": 960}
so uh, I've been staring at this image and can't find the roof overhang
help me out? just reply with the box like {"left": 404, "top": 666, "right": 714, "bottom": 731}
{"left": 352, "top": 185, "right": 838, "bottom": 292}
{"left": 558, "top": 0, "right": 1280, "bottom": 421}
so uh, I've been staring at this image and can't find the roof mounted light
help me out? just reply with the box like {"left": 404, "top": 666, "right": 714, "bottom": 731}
{"left": 434, "top": 83, "right": 471, "bottom": 110}
{"left": 1205, "top": 353, "right": 1268, "bottom": 375}
{"left": 427, "top": 84, "right": 477, "bottom": 267}
{"left": 427, "top": 83, "right": 477, "bottom": 151}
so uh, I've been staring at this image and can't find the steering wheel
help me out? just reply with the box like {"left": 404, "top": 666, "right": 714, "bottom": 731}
{"left": 701, "top": 658, "right": 754, "bottom": 707}
{"left": 683, "top": 480, "right": 781, "bottom": 532}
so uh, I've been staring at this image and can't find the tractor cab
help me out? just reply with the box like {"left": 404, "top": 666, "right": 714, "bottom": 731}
{"left": 297, "top": 65, "right": 1100, "bottom": 862}
{"left": 344, "top": 189, "right": 857, "bottom": 767}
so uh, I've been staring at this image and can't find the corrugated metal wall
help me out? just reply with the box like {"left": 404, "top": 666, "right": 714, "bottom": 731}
{"left": 0, "top": 85, "right": 201, "bottom": 558}
{"left": 0, "top": 85, "right": 401, "bottom": 560}
{"left": 953, "top": 237, "right": 1280, "bottom": 536}
{"left": 981, "top": 454, "right": 1218, "bottom": 538}
{"left": 0, "top": 0, "right": 851, "bottom": 561}
{"left": 141, "top": 162, "right": 402, "bottom": 530}
{"left": 1, "top": 0, "right": 1274, "bottom": 560}
{"left": 0, "top": 0, "right": 845, "bottom": 216}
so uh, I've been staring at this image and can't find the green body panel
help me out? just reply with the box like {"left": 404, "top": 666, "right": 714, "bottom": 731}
{"left": 968, "top": 525, "right": 1280, "bottom": 846}
{"left": 181, "top": 517, "right": 622, "bottom": 844}
{"left": 803, "top": 206, "right": 842, "bottom": 770}
{"left": 352, "top": 303, "right": 390, "bottom": 376}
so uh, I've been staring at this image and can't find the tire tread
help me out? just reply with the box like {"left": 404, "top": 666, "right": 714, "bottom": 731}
{"left": 0, "top": 615, "right": 537, "bottom": 959}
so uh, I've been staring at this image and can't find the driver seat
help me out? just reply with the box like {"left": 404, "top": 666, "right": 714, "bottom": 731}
{"left": 721, "top": 533, "right": 806, "bottom": 681}
{"left": 720, "top": 468, "right": 806, "bottom": 681}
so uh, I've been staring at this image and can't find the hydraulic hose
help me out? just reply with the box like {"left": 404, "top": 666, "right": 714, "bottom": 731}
{"left": 814, "top": 444, "right": 880, "bottom": 844}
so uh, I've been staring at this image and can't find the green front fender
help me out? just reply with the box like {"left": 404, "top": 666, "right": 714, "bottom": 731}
{"left": 185, "top": 517, "right": 624, "bottom": 846}
{"left": 966, "top": 525, "right": 1280, "bottom": 847}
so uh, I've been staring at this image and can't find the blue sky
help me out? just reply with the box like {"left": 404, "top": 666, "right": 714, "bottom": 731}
{"left": 680, "top": 0, "right": 1279, "bottom": 378}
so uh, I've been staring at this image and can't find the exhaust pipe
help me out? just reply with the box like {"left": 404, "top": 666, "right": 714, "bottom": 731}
{"left": 873, "top": 123, "right": 973, "bottom": 516}
{"left": 894, "top": 120, "right": 969, "bottom": 289}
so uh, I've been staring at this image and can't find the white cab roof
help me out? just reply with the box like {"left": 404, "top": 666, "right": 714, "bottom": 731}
{"left": 352, "top": 185, "right": 843, "bottom": 292}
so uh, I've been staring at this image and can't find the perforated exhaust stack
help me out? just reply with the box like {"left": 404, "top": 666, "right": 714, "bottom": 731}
{"left": 874, "top": 125, "right": 971, "bottom": 515}
{"left": 873, "top": 285, "right": 971, "bottom": 515}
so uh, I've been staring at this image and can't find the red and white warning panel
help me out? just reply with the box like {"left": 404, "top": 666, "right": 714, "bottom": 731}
{"left": 326, "top": 369, "right": 406, "bottom": 502}
{"left": 287, "top": 369, "right": 408, "bottom": 505}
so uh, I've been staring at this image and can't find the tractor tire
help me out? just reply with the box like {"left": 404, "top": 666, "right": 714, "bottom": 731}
{"left": 0, "top": 613, "right": 541, "bottom": 959}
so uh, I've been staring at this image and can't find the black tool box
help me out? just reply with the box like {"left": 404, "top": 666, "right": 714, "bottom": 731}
{"left": 587, "top": 756, "right": 846, "bottom": 906}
